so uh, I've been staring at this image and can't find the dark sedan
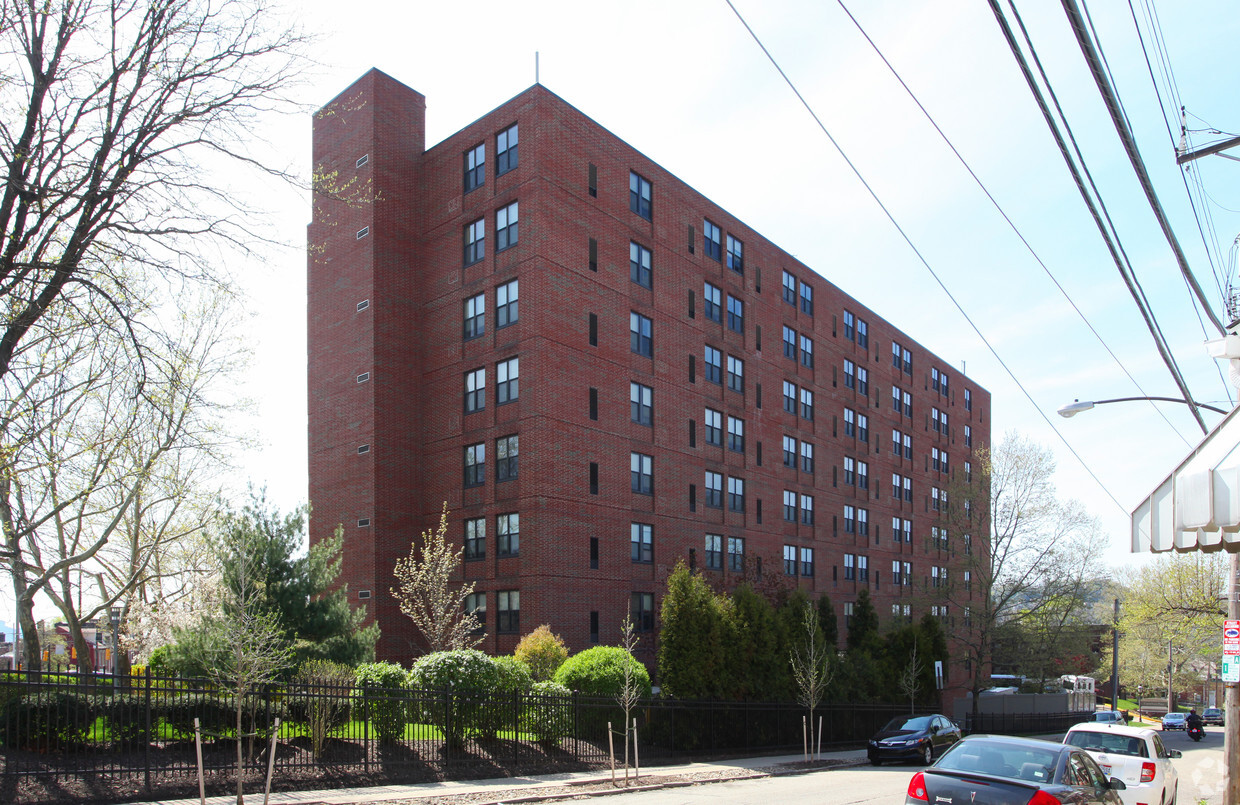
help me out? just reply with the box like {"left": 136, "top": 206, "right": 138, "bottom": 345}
{"left": 906, "top": 734, "right": 1126, "bottom": 805}
{"left": 869, "top": 713, "right": 961, "bottom": 765}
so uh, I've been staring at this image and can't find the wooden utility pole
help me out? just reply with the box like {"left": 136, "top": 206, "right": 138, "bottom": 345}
{"left": 1226, "top": 554, "right": 1239, "bottom": 805}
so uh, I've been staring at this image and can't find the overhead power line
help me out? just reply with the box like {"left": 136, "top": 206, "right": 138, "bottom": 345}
{"left": 832, "top": 0, "right": 1194, "bottom": 449}
{"left": 992, "top": 0, "right": 1209, "bottom": 434}
{"left": 1060, "top": 0, "right": 1226, "bottom": 338}
{"left": 721, "top": 0, "right": 1130, "bottom": 514}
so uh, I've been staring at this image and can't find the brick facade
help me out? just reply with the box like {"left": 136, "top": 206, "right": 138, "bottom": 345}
{"left": 308, "top": 70, "right": 991, "bottom": 684}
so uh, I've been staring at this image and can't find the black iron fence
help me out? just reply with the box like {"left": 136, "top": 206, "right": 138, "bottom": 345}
{"left": 0, "top": 672, "right": 1073, "bottom": 803}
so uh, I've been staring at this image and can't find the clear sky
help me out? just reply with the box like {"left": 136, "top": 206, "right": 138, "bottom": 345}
{"left": 232, "top": 0, "right": 1240, "bottom": 579}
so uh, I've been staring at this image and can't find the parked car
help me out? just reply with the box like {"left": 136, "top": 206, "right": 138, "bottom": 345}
{"left": 1092, "top": 711, "right": 1127, "bottom": 725}
{"left": 1160, "top": 712, "right": 1187, "bottom": 731}
{"left": 868, "top": 713, "right": 961, "bottom": 765}
{"left": 1063, "top": 723, "right": 1180, "bottom": 805}
{"left": 1202, "top": 707, "right": 1224, "bottom": 726}
{"left": 906, "top": 734, "right": 1126, "bottom": 805}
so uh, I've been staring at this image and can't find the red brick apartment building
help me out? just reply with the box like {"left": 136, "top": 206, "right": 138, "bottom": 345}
{"left": 308, "top": 69, "right": 990, "bottom": 679}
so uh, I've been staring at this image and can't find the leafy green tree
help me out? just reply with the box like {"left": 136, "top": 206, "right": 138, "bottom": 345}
{"left": 729, "top": 583, "right": 791, "bottom": 700}
{"left": 847, "top": 588, "right": 881, "bottom": 652}
{"left": 514, "top": 625, "right": 569, "bottom": 681}
{"left": 656, "top": 562, "right": 733, "bottom": 699}
{"left": 816, "top": 594, "right": 839, "bottom": 648}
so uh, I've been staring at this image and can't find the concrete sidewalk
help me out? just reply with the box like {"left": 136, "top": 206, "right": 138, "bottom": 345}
{"left": 127, "top": 747, "right": 870, "bottom": 805}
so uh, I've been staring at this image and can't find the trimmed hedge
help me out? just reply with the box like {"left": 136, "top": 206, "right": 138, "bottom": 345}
{"left": 354, "top": 661, "right": 409, "bottom": 743}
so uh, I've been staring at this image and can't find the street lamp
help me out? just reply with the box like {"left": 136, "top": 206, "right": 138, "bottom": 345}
{"left": 1057, "top": 397, "right": 1228, "bottom": 418}
{"left": 108, "top": 606, "right": 121, "bottom": 690}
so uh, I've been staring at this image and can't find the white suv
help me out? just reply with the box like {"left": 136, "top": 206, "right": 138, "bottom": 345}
{"left": 1063, "top": 723, "right": 1180, "bottom": 805}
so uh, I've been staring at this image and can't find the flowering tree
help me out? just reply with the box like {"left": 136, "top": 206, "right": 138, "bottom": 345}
{"left": 391, "top": 504, "right": 482, "bottom": 653}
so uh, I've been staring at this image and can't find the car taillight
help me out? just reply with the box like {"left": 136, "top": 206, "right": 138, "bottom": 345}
{"left": 1141, "top": 762, "right": 1156, "bottom": 783}
{"left": 1027, "top": 790, "right": 1061, "bottom": 805}
{"left": 908, "top": 772, "right": 929, "bottom": 802}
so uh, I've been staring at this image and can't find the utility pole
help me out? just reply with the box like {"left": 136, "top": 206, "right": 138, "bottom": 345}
{"left": 1111, "top": 599, "right": 1120, "bottom": 712}
{"left": 1167, "top": 639, "right": 1174, "bottom": 714}
{"left": 1226, "top": 554, "right": 1239, "bottom": 805}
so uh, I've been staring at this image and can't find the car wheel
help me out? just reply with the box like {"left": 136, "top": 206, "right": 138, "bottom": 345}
{"left": 1168, "top": 785, "right": 1177, "bottom": 805}
{"left": 871, "top": 757, "right": 882, "bottom": 766}
{"left": 922, "top": 744, "right": 933, "bottom": 765}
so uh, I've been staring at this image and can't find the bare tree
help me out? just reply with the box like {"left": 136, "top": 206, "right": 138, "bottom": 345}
{"left": 898, "top": 643, "right": 922, "bottom": 714}
{"left": 789, "top": 605, "right": 831, "bottom": 757}
{"left": 0, "top": 288, "right": 239, "bottom": 672}
{"left": 391, "top": 504, "right": 482, "bottom": 654}
{"left": 932, "top": 432, "right": 1108, "bottom": 716}
{"left": 0, "top": 0, "right": 307, "bottom": 385}
{"left": 616, "top": 615, "right": 642, "bottom": 786}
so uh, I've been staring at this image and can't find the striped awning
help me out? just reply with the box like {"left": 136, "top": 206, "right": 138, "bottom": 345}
{"left": 1132, "top": 404, "right": 1240, "bottom": 553}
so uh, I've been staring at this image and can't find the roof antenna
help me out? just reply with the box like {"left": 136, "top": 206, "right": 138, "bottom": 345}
{"left": 535, "top": 51, "right": 540, "bottom": 84}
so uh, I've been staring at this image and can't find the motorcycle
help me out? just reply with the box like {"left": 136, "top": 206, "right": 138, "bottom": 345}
{"left": 1187, "top": 724, "right": 1204, "bottom": 742}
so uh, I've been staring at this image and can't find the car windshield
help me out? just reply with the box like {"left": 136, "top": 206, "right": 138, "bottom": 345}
{"left": 1065, "top": 731, "right": 1147, "bottom": 757}
{"left": 883, "top": 716, "right": 933, "bottom": 731}
{"left": 938, "top": 743, "right": 1059, "bottom": 782}
{"left": 1165, "top": 714, "right": 1185, "bottom": 721}
{"left": 1205, "top": 709, "right": 1221, "bottom": 716}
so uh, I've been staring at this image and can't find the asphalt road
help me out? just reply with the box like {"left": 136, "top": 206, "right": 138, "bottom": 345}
{"left": 616, "top": 727, "right": 1229, "bottom": 805}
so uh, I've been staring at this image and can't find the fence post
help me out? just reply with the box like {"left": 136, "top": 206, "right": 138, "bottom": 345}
{"left": 362, "top": 685, "right": 370, "bottom": 774}
{"left": 513, "top": 689, "right": 519, "bottom": 766}
{"left": 444, "top": 689, "right": 453, "bottom": 759}
{"left": 144, "top": 669, "right": 152, "bottom": 791}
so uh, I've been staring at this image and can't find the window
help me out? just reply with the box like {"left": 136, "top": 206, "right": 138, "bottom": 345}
{"left": 856, "top": 366, "right": 868, "bottom": 395}
{"left": 496, "top": 201, "right": 519, "bottom": 251}
{"left": 356, "top": 226, "right": 369, "bottom": 239}
{"left": 904, "top": 476, "right": 912, "bottom": 502}
{"left": 631, "top": 592, "right": 655, "bottom": 632}
{"left": 492, "top": 357, "right": 518, "bottom": 404}
{"left": 496, "top": 123, "right": 518, "bottom": 175}
{"left": 858, "top": 554, "right": 869, "bottom": 580}
{"left": 704, "top": 219, "right": 722, "bottom": 261}
{"left": 497, "top": 279, "right": 518, "bottom": 327}
{"left": 783, "top": 435, "right": 797, "bottom": 467}
{"left": 796, "top": 547, "right": 813, "bottom": 577}
{"left": 801, "top": 283, "right": 813, "bottom": 315}
{"left": 727, "top": 416, "right": 744, "bottom": 452}
{"left": 464, "top": 143, "right": 485, "bottom": 192}
{"left": 464, "top": 442, "right": 485, "bottom": 487}
{"left": 726, "top": 295, "right": 744, "bottom": 333}
{"left": 629, "top": 171, "right": 652, "bottom": 219}
{"left": 903, "top": 391, "right": 912, "bottom": 417}
{"left": 498, "top": 513, "right": 519, "bottom": 557}
{"left": 782, "top": 271, "right": 797, "bottom": 305}
{"left": 497, "top": 590, "right": 520, "bottom": 633}
{"left": 932, "top": 486, "right": 943, "bottom": 511}
{"left": 357, "top": 299, "right": 369, "bottom": 312}
{"left": 356, "top": 154, "right": 369, "bottom": 168}
{"left": 893, "top": 429, "right": 903, "bottom": 455}
{"left": 727, "top": 476, "right": 745, "bottom": 512}
{"left": 496, "top": 435, "right": 518, "bottom": 481}
{"left": 630, "top": 312, "right": 652, "bottom": 356}
{"left": 727, "top": 536, "right": 745, "bottom": 571}
{"left": 465, "top": 517, "right": 485, "bottom": 561}
{"left": 901, "top": 519, "right": 912, "bottom": 543}
{"left": 931, "top": 367, "right": 941, "bottom": 393}
{"left": 903, "top": 433, "right": 912, "bottom": 458}
{"left": 705, "top": 471, "right": 723, "bottom": 508}
{"left": 783, "top": 381, "right": 796, "bottom": 413}
{"left": 931, "top": 567, "right": 942, "bottom": 588}
{"left": 783, "top": 326, "right": 797, "bottom": 360}
{"left": 857, "top": 508, "right": 869, "bottom": 536}
{"left": 965, "top": 425, "right": 973, "bottom": 447}
{"left": 932, "top": 407, "right": 944, "bottom": 433}
{"left": 465, "top": 368, "right": 485, "bottom": 413}
{"left": 705, "top": 408, "right": 723, "bottom": 446}
{"left": 631, "top": 522, "right": 653, "bottom": 563}
{"left": 902, "top": 347, "right": 912, "bottom": 374}
{"left": 704, "top": 282, "right": 722, "bottom": 322}
{"left": 800, "top": 388, "right": 813, "bottom": 420}
{"left": 784, "top": 545, "right": 797, "bottom": 575}
{"left": 464, "top": 218, "right": 485, "bottom": 265}
{"left": 843, "top": 409, "right": 856, "bottom": 438}
{"left": 631, "top": 452, "right": 653, "bottom": 495}
{"left": 891, "top": 473, "right": 903, "bottom": 499}
{"left": 843, "top": 311, "right": 855, "bottom": 341}
{"left": 964, "top": 499, "right": 972, "bottom": 519}
{"left": 801, "top": 494, "right": 814, "bottom": 525}
{"left": 857, "top": 460, "right": 869, "bottom": 490}
{"left": 856, "top": 319, "right": 868, "bottom": 348}
{"left": 630, "top": 241, "right": 652, "bottom": 288}
{"left": 844, "top": 601, "right": 855, "bottom": 626}
{"left": 631, "top": 382, "right": 653, "bottom": 426}
{"left": 844, "top": 359, "right": 856, "bottom": 389}
{"left": 844, "top": 552, "right": 856, "bottom": 579}
{"left": 965, "top": 461, "right": 972, "bottom": 483}
{"left": 844, "top": 456, "right": 856, "bottom": 486}
{"left": 844, "top": 506, "right": 856, "bottom": 534}
{"left": 800, "top": 335, "right": 813, "bottom": 367}
{"left": 464, "top": 293, "right": 485, "bottom": 339}
{"left": 726, "top": 234, "right": 744, "bottom": 273}
{"left": 965, "top": 389, "right": 973, "bottom": 411}
{"left": 801, "top": 442, "right": 814, "bottom": 473}
{"left": 892, "top": 342, "right": 902, "bottom": 368}
{"left": 704, "top": 345, "right": 722, "bottom": 384}
{"left": 783, "top": 490, "right": 797, "bottom": 521}
{"left": 892, "top": 385, "right": 903, "bottom": 413}
{"left": 727, "top": 354, "right": 744, "bottom": 392}
{"left": 858, "top": 414, "right": 869, "bottom": 442}
{"left": 465, "top": 591, "right": 486, "bottom": 630}
{"left": 705, "top": 534, "right": 722, "bottom": 570}
{"left": 964, "top": 534, "right": 973, "bottom": 556}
